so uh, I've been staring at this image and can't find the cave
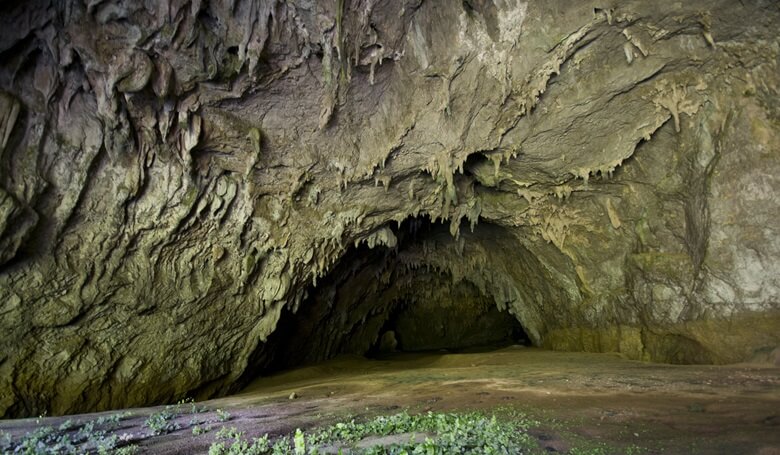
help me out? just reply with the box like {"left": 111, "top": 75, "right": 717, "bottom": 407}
{"left": 1, "top": 0, "right": 779, "bottom": 453}
{"left": 254, "top": 216, "right": 534, "bottom": 374}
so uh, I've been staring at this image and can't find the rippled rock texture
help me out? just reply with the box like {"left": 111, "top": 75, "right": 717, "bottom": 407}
{"left": 0, "top": 0, "right": 779, "bottom": 417}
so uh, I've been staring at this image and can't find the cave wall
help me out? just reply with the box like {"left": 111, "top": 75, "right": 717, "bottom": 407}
{"left": 0, "top": 0, "right": 779, "bottom": 417}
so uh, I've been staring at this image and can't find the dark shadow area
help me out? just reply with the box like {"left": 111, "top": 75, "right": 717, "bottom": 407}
{"left": 243, "top": 215, "right": 534, "bottom": 381}
{"left": 367, "top": 294, "right": 530, "bottom": 357}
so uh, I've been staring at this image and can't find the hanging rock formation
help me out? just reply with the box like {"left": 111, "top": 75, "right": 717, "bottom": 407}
{"left": 0, "top": 0, "right": 779, "bottom": 417}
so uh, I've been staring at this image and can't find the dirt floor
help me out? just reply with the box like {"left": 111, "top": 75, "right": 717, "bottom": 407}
{"left": 1, "top": 347, "right": 779, "bottom": 454}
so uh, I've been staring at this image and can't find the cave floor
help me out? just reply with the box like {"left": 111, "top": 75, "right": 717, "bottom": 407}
{"left": 2, "top": 347, "right": 779, "bottom": 454}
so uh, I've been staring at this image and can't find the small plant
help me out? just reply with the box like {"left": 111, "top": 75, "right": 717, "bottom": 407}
{"left": 193, "top": 425, "right": 208, "bottom": 435}
{"left": 118, "top": 432, "right": 135, "bottom": 443}
{"left": 58, "top": 419, "right": 75, "bottom": 431}
{"left": 190, "top": 416, "right": 205, "bottom": 426}
{"left": 96, "top": 434, "right": 119, "bottom": 454}
{"left": 209, "top": 442, "right": 227, "bottom": 455}
{"left": 193, "top": 403, "right": 209, "bottom": 413}
{"left": 625, "top": 445, "right": 646, "bottom": 455}
{"left": 177, "top": 396, "right": 209, "bottom": 414}
{"left": 215, "top": 426, "right": 244, "bottom": 440}
{"left": 209, "top": 434, "right": 271, "bottom": 455}
{"left": 192, "top": 402, "right": 209, "bottom": 414}
{"left": 144, "top": 407, "right": 181, "bottom": 435}
{"left": 254, "top": 434, "right": 271, "bottom": 452}
{"left": 96, "top": 411, "right": 132, "bottom": 429}
{"left": 115, "top": 446, "right": 140, "bottom": 455}
{"left": 270, "top": 436, "right": 291, "bottom": 455}
{"left": 216, "top": 408, "right": 231, "bottom": 422}
{"left": 293, "top": 428, "right": 305, "bottom": 455}
{"left": 0, "top": 431, "right": 12, "bottom": 451}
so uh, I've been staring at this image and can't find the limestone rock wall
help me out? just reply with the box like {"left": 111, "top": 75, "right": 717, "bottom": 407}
{"left": 0, "top": 0, "right": 779, "bottom": 417}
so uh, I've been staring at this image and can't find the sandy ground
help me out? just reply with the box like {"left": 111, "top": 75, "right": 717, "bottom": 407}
{"left": 1, "top": 347, "right": 779, "bottom": 454}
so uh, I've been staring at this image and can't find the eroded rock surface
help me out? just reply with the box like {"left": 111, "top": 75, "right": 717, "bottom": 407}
{"left": 0, "top": 0, "right": 779, "bottom": 417}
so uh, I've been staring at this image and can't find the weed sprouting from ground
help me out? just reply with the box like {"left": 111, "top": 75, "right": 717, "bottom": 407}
{"left": 216, "top": 409, "right": 232, "bottom": 422}
{"left": 209, "top": 427, "right": 270, "bottom": 455}
{"left": 144, "top": 398, "right": 215, "bottom": 435}
{"left": 144, "top": 407, "right": 182, "bottom": 435}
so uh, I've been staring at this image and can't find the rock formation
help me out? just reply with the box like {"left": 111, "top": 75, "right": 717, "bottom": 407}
{"left": 0, "top": 0, "right": 779, "bottom": 417}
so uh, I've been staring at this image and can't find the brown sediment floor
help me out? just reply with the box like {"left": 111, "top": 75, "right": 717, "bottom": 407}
{"left": 1, "top": 347, "right": 779, "bottom": 454}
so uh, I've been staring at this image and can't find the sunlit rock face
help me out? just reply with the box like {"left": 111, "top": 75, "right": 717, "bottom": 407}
{"left": 1, "top": 0, "right": 779, "bottom": 417}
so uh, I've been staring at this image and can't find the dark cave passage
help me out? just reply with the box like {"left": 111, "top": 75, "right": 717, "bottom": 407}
{"left": 367, "top": 292, "right": 530, "bottom": 357}
{"left": 248, "top": 215, "right": 537, "bottom": 376}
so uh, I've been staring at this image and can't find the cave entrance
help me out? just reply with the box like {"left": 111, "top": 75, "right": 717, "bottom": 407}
{"left": 252, "top": 215, "right": 533, "bottom": 375}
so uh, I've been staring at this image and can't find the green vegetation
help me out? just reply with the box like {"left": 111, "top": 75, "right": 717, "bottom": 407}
{"left": 209, "top": 427, "right": 270, "bottom": 455}
{"left": 216, "top": 408, "right": 232, "bottom": 422}
{"left": 208, "top": 410, "right": 538, "bottom": 454}
{"left": 0, "top": 398, "right": 212, "bottom": 453}
{"left": 1, "top": 431, "right": 11, "bottom": 448}
{"left": 144, "top": 407, "right": 181, "bottom": 435}
{"left": 2, "top": 404, "right": 650, "bottom": 454}
{"left": 204, "top": 407, "right": 650, "bottom": 454}
{"left": 191, "top": 401, "right": 210, "bottom": 414}
{"left": 567, "top": 445, "right": 643, "bottom": 455}
{"left": 0, "top": 412, "right": 138, "bottom": 455}
{"left": 144, "top": 398, "right": 211, "bottom": 435}
{"left": 216, "top": 426, "right": 245, "bottom": 440}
